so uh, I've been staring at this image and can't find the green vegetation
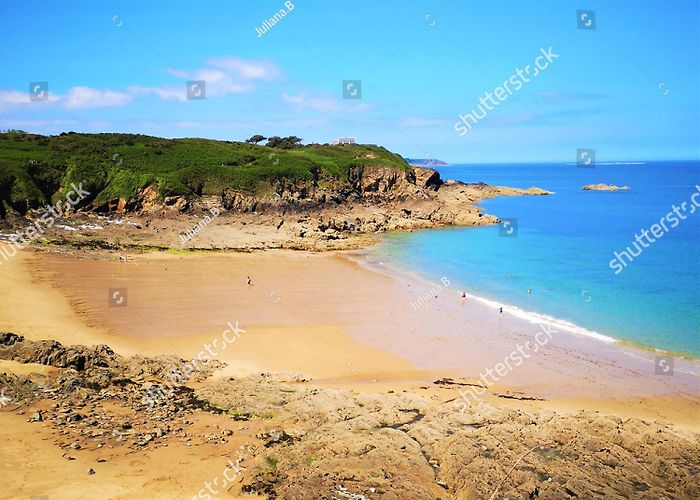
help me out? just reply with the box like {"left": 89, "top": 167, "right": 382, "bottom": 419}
{"left": 0, "top": 131, "right": 409, "bottom": 213}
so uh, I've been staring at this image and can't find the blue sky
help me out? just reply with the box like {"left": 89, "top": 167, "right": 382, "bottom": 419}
{"left": 1, "top": 0, "right": 698, "bottom": 162}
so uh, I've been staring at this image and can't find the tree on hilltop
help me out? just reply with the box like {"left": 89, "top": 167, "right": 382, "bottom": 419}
{"left": 266, "top": 136, "right": 303, "bottom": 149}
{"left": 245, "top": 134, "right": 267, "bottom": 144}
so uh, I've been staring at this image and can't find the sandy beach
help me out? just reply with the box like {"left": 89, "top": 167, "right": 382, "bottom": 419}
{"left": 2, "top": 244, "right": 700, "bottom": 498}
{"left": 8, "top": 246, "right": 699, "bottom": 398}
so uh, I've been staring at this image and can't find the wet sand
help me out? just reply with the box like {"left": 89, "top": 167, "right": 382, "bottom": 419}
{"left": 2, "top": 245, "right": 699, "bottom": 429}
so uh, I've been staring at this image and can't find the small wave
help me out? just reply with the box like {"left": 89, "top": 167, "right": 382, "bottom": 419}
{"left": 352, "top": 251, "right": 618, "bottom": 345}
{"left": 460, "top": 292, "right": 617, "bottom": 343}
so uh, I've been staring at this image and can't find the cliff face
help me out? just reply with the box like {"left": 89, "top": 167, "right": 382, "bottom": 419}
{"left": 100, "top": 166, "right": 447, "bottom": 216}
{"left": 2, "top": 165, "right": 551, "bottom": 252}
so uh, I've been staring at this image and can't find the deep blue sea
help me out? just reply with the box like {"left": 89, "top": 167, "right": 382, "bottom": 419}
{"left": 372, "top": 161, "right": 700, "bottom": 356}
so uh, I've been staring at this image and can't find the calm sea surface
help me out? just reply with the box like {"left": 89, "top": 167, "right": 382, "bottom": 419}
{"left": 371, "top": 161, "right": 700, "bottom": 356}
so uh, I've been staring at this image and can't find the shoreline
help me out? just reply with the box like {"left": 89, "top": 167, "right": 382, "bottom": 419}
{"left": 2, "top": 243, "right": 699, "bottom": 409}
{"left": 352, "top": 243, "right": 700, "bottom": 363}
{"left": 336, "top": 247, "right": 700, "bottom": 401}
{"left": 7, "top": 238, "right": 700, "bottom": 364}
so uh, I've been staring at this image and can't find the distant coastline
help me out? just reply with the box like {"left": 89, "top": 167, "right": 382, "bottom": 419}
{"left": 404, "top": 158, "right": 448, "bottom": 167}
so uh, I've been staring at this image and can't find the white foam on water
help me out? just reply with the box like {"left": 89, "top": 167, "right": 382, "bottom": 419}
{"left": 353, "top": 251, "right": 618, "bottom": 345}
{"left": 462, "top": 291, "right": 617, "bottom": 343}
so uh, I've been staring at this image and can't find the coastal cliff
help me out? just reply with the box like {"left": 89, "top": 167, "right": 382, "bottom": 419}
{"left": 0, "top": 132, "right": 551, "bottom": 251}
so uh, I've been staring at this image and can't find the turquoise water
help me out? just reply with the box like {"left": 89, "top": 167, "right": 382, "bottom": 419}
{"left": 373, "top": 161, "right": 700, "bottom": 356}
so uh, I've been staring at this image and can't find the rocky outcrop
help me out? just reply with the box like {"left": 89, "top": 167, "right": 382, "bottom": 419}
{"left": 411, "top": 167, "right": 443, "bottom": 191}
{"left": 11, "top": 166, "right": 552, "bottom": 252}
{"left": 3, "top": 337, "right": 699, "bottom": 499}
{"left": 198, "top": 376, "right": 700, "bottom": 499}
{"left": 0, "top": 333, "right": 700, "bottom": 500}
{"left": 582, "top": 183, "right": 630, "bottom": 191}
{"left": 0, "top": 332, "right": 115, "bottom": 371}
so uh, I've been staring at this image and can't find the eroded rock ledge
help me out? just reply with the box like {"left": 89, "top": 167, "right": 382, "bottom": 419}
{"left": 1, "top": 334, "right": 698, "bottom": 499}
{"left": 4, "top": 167, "right": 552, "bottom": 252}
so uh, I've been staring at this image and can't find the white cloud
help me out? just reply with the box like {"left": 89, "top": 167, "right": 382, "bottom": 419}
{"left": 64, "top": 87, "right": 133, "bottom": 109}
{"left": 0, "top": 118, "right": 78, "bottom": 127}
{"left": 0, "top": 90, "right": 29, "bottom": 106}
{"left": 0, "top": 90, "right": 62, "bottom": 111}
{"left": 130, "top": 85, "right": 187, "bottom": 102}
{"left": 205, "top": 56, "right": 281, "bottom": 81}
{"left": 281, "top": 92, "right": 371, "bottom": 113}
{"left": 0, "top": 56, "right": 284, "bottom": 111}
{"left": 193, "top": 69, "right": 250, "bottom": 96}
{"left": 0, "top": 87, "right": 130, "bottom": 111}
{"left": 163, "top": 68, "right": 190, "bottom": 79}
{"left": 158, "top": 56, "right": 282, "bottom": 98}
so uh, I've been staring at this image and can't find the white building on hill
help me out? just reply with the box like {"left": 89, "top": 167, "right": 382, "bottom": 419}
{"left": 332, "top": 137, "right": 356, "bottom": 145}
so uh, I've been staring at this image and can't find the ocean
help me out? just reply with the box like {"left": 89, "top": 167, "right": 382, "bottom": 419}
{"left": 371, "top": 161, "right": 700, "bottom": 357}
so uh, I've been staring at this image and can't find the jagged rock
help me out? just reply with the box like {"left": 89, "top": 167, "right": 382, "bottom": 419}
{"left": 411, "top": 167, "right": 443, "bottom": 191}
{"left": 0, "top": 335, "right": 115, "bottom": 371}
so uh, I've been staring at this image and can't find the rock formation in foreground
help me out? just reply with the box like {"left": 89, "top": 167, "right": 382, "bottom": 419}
{"left": 1, "top": 333, "right": 698, "bottom": 499}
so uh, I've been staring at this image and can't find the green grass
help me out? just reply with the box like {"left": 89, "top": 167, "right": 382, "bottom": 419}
{"left": 0, "top": 131, "right": 409, "bottom": 213}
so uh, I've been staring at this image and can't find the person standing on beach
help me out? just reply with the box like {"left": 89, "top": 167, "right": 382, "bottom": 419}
{"left": 499, "top": 307, "right": 503, "bottom": 314}
{"left": 247, "top": 276, "right": 253, "bottom": 287}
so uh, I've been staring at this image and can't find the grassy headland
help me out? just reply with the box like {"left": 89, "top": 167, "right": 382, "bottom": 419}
{"left": 0, "top": 131, "right": 408, "bottom": 214}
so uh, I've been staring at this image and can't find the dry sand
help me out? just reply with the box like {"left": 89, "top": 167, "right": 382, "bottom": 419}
{"left": 1, "top": 245, "right": 699, "bottom": 498}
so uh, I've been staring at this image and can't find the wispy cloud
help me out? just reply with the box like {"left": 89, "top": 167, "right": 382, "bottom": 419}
{"left": 0, "top": 118, "right": 78, "bottom": 127}
{"left": 162, "top": 68, "right": 190, "bottom": 79}
{"left": 64, "top": 87, "right": 134, "bottom": 109}
{"left": 281, "top": 91, "right": 371, "bottom": 113}
{"left": 534, "top": 91, "right": 606, "bottom": 102}
{"left": 162, "top": 56, "right": 282, "bottom": 98}
{"left": 399, "top": 117, "right": 449, "bottom": 127}
{"left": 0, "top": 56, "right": 284, "bottom": 110}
